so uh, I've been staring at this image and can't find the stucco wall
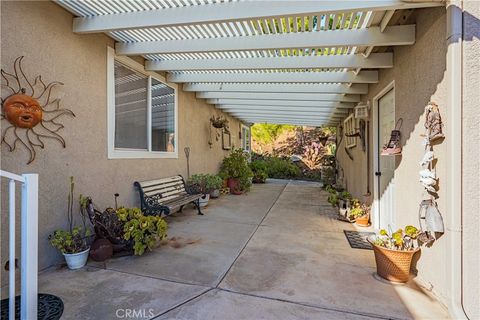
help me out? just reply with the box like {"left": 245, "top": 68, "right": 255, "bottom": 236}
{"left": 0, "top": 0, "right": 243, "bottom": 278}
{"left": 337, "top": 8, "right": 450, "bottom": 305}
{"left": 462, "top": 1, "right": 480, "bottom": 319}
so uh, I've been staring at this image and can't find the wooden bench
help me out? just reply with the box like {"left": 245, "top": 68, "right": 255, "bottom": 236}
{"left": 134, "top": 175, "right": 204, "bottom": 216}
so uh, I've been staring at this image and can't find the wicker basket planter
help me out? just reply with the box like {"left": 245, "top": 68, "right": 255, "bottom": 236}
{"left": 368, "top": 239, "right": 420, "bottom": 283}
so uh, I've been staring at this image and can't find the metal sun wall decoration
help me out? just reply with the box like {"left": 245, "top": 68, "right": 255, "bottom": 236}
{"left": 1, "top": 56, "right": 75, "bottom": 164}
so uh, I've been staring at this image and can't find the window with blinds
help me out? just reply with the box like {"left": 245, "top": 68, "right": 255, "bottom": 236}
{"left": 110, "top": 58, "right": 177, "bottom": 158}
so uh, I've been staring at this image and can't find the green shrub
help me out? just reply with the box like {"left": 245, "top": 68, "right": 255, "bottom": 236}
{"left": 250, "top": 160, "right": 268, "bottom": 183}
{"left": 264, "top": 157, "right": 300, "bottom": 179}
{"left": 206, "top": 175, "right": 223, "bottom": 191}
{"left": 340, "top": 191, "right": 352, "bottom": 200}
{"left": 327, "top": 193, "right": 339, "bottom": 207}
{"left": 219, "top": 148, "right": 253, "bottom": 192}
{"left": 188, "top": 174, "right": 223, "bottom": 194}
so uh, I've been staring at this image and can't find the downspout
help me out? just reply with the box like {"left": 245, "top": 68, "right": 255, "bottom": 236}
{"left": 445, "top": 1, "right": 468, "bottom": 319}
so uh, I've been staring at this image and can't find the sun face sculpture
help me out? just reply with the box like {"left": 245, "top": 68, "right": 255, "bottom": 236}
{"left": 1, "top": 56, "right": 75, "bottom": 164}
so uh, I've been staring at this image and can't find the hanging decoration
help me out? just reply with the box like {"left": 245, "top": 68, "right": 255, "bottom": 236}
{"left": 1, "top": 56, "right": 75, "bottom": 164}
{"left": 418, "top": 101, "right": 445, "bottom": 244}
{"left": 208, "top": 115, "right": 229, "bottom": 148}
{"left": 422, "top": 102, "right": 445, "bottom": 142}
{"left": 381, "top": 118, "right": 403, "bottom": 156}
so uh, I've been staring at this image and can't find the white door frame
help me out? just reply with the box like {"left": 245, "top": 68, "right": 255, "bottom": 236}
{"left": 372, "top": 80, "right": 395, "bottom": 230}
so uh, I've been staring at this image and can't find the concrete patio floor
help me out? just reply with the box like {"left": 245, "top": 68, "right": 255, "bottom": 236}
{"left": 39, "top": 180, "right": 450, "bottom": 320}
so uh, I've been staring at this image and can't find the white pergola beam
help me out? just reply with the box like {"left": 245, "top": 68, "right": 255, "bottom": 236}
{"left": 238, "top": 116, "right": 334, "bottom": 123}
{"left": 222, "top": 107, "right": 346, "bottom": 115}
{"left": 212, "top": 100, "right": 354, "bottom": 108}
{"left": 169, "top": 70, "right": 378, "bottom": 84}
{"left": 219, "top": 107, "right": 346, "bottom": 114}
{"left": 230, "top": 114, "right": 344, "bottom": 120}
{"left": 185, "top": 83, "right": 368, "bottom": 94}
{"left": 240, "top": 118, "right": 335, "bottom": 126}
{"left": 234, "top": 117, "right": 338, "bottom": 124}
{"left": 197, "top": 92, "right": 360, "bottom": 102}
{"left": 73, "top": 1, "right": 442, "bottom": 34}
{"left": 116, "top": 25, "right": 415, "bottom": 55}
{"left": 218, "top": 104, "right": 349, "bottom": 111}
{"left": 228, "top": 113, "right": 344, "bottom": 121}
{"left": 229, "top": 111, "right": 344, "bottom": 119}
{"left": 146, "top": 53, "right": 393, "bottom": 71}
{"left": 229, "top": 112, "right": 341, "bottom": 119}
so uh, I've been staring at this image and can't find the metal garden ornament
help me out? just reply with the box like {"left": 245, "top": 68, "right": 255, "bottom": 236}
{"left": 1, "top": 56, "right": 75, "bottom": 164}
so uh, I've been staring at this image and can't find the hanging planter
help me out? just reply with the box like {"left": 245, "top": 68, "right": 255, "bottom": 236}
{"left": 210, "top": 115, "right": 229, "bottom": 129}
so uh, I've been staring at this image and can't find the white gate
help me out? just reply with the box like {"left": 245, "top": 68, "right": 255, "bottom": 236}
{"left": 0, "top": 170, "right": 38, "bottom": 320}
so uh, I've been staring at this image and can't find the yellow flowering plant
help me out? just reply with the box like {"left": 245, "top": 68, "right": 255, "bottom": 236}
{"left": 373, "top": 226, "right": 419, "bottom": 251}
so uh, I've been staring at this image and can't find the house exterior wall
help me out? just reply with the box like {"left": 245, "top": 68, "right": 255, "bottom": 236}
{"left": 462, "top": 1, "right": 480, "bottom": 319}
{"left": 0, "top": 0, "right": 243, "bottom": 276}
{"left": 337, "top": 7, "right": 451, "bottom": 305}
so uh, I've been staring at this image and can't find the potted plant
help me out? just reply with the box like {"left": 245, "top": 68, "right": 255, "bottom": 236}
{"left": 219, "top": 148, "right": 253, "bottom": 195}
{"left": 207, "top": 174, "right": 223, "bottom": 198}
{"left": 210, "top": 115, "right": 229, "bottom": 129}
{"left": 349, "top": 201, "right": 370, "bottom": 226}
{"left": 338, "top": 191, "right": 352, "bottom": 217}
{"left": 187, "top": 174, "right": 211, "bottom": 207}
{"left": 250, "top": 160, "right": 268, "bottom": 183}
{"left": 368, "top": 226, "right": 420, "bottom": 283}
{"left": 326, "top": 186, "right": 339, "bottom": 207}
{"left": 49, "top": 177, "right": 91, "bottom": 270}
{"left": 116, "top": 207, "right": 168, "bottom": 255}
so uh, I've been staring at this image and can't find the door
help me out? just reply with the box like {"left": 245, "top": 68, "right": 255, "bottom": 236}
{"left": 377, "top": 88, "right": 396, "bottom": 230}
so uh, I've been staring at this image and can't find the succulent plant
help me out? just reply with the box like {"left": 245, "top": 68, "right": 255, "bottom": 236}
{"left": 373, "top": 225, "right": 419, "bottom": 251}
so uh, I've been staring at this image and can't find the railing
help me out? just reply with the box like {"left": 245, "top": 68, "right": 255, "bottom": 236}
{"left": 0, "top": 170, "right": 38, "bottom": 320}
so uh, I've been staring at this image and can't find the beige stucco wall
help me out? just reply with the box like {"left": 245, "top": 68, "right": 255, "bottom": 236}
{"left": 337, "top": 7, "right": 451, "bottom": 305}
{"left": 462, "top": 1, "right": 480, "bottom": 319}
{"left": 0, "top": 0, "right": 243, "bottom": 279}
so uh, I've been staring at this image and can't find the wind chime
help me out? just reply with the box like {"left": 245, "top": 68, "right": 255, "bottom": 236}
{"left": 418, "top": 102, "right": 445, "bottom": 244}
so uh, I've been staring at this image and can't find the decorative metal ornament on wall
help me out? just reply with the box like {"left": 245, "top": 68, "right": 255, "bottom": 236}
{"left": 1, "top": 56, "right": 75, "bottom": 164}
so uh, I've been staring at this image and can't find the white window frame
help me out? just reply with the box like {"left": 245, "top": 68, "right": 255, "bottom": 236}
{"left": 107, "top": 46, "right": 178, "bottom": 159}
{"left": 344, "top": 114, "right": 356, "bottom": 148}
{"left": 241, "top": 124, "right": 251, "bottom": 152}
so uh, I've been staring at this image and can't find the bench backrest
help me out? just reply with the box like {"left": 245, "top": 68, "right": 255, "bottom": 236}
{"left": 135, "top": 175, "right": 187, "bottom": 203}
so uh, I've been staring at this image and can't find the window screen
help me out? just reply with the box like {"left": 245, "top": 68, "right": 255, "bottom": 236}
{"left": 114, "top": 61, "right": 148, "bottom": 150}
{"left": 151, "top": 79, "right": 175, "bottom": 152}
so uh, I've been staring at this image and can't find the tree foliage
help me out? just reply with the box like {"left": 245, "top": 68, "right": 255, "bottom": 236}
{"left": 251, "top": 123, "right": 295, "bottom": 145}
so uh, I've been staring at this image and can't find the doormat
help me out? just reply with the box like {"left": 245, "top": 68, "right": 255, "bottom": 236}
{"left": 1, "top": 293, "right": 64, "bottom": 320}
{"left": 343, "top": 230, "right": 375, "bottom": 250}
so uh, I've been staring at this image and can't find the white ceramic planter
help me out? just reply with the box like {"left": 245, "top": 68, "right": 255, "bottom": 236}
{"left": 63, "top": 248, "right": 90, "bottom": 270}
{"left": 199, "top": 194, "right": 210, "bottom": 207}
{"left": 210, "top": 189, "right": 220, "bottom": 198}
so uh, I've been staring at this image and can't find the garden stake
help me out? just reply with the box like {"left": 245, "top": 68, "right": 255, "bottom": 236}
{"left": 184, "top": 147, "right": 191, "bottom": 178}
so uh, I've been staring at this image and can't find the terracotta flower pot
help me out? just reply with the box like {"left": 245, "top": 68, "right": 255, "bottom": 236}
{"left": 355, "top": 215, "right": 370, "bottom": 227}
{"left": 368, "top": 239, "right": 420, "bottom": 283}
{"left": 227, "top": 178, "right": 242, "bottom": 195}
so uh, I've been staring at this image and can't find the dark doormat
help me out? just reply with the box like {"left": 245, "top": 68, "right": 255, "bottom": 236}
{"left": 344, "top": 230, "right": 375, "bottom": 250}
{"left": 1, "top": 293, "right": 64, "bottom": 320}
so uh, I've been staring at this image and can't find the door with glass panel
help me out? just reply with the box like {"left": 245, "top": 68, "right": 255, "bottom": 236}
{"left": 377, "top": 88, "right": 396, "bottom": 230}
